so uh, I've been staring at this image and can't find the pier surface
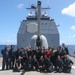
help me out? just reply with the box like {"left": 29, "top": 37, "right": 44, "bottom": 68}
{"left": 0, "top": 56, "right": 75, "bottom": 75}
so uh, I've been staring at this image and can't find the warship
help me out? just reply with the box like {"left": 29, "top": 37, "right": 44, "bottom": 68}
{"left": 17, "top": 0, "right": 59, "bottom": 49}
{"left": 0, "top": 1, "right": 75, "bottom": 75}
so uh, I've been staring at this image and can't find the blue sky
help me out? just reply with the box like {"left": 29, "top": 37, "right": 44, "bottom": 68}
{"left": 0, "top": 0, "right": 75, "bottom": 45}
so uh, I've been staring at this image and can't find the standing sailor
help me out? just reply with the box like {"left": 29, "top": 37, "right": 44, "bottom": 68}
{"left": 1, "top": 45, "right": 9, "bottom": 70}
{"left": 62, "top": 43, "right": 69, "bottom": 55}
{"left": 60, "top": 47, "right": 66, "bottom": 60}
{"left": 9, "top": 45, "right": 15, "bottom": 69}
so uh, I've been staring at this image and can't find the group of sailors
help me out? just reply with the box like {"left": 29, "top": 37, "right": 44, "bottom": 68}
{"left": 1, "top": 43, "right": 73, "bottom": 73}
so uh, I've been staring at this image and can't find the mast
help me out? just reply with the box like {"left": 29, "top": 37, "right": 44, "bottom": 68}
{"left": 37, "top": 1, "right": 41, "bottom": 38}
{"left": 26, "top": 0, "right": 50, "bottom": 47}
{"left": 36, "top": 1, "right": 41, "bottom": 47}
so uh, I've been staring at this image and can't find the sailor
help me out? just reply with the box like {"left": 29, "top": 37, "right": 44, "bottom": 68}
{"left": 44, "top": 48, "right": 51, "bottom": 58}
{"left": 22, "top": 48, "right": 28, "bottom": 63}
{"left": 19, "top": 48, "right": 25, "bottom": 69}
{"left": 62, "top": 43, "right": 69, "bottom": 55}
{"left": 54, "top": 47, "right": 62, "bottom": 68}
{"left": 38, "top": 55, "right": 44, "bottom": 71}
{"left": 55, "top": 47, "right": 61, "bottom": 59}
{"left": 43, "top": 55, "right": 53, "bottom": 72}
{"left": 14, "top": 47, "right": 22, "bottom": 72}
{"left": 50, "top": 47, "right": 57, "bottom": 67}
{"left": 63, "top": 55, "right": 73, "bottom": 73}
{"left": 60, "top": 47, "right": 66, "bottom": 60}
{"left": 55, "top": 55, "right": 63, "bottom": 73}
{"left": 37, "top": 47, "right": 44, "bottom": 61}
{"left": 27, "top": 47, "right": 34, "bottom": 57}
{"left": 31, "top": 55, "right": 39, "bottom": 70}
{"left": 33, "top": 47, "right": 40, "bottom": 61}
{"left": 24, "top": 55, "right": 32, "bottom": 71}
{"left": 1, "top": 45, "right": 9, "bottom": 70}
{"left": 9, "top": 45, "right": 15, "bottom": 69}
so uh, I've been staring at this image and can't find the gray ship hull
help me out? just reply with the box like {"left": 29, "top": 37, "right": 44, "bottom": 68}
{"left": 17, "top": 20, "right": 59, "bottom": 48}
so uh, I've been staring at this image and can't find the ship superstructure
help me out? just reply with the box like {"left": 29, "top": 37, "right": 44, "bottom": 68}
{"left": 17, "top": 1, "right": 59, "bottom": 48}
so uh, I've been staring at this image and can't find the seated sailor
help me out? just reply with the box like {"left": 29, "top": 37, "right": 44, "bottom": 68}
{"left": 63, "top": 55, "right": 73, "bottom": 73}
{"left": 43, "top": 55, "right": 53, "bottom": 72}
{"left": 31, "top": 55, "right": 39, "bottom": 70}
{"left": 24, "top": 55, "right": 32, "bottom": 71}
{"left": 55, "top": 55, "right": 64, "bottom": 72}
{"left": 38, "top": 55, "right": 44, "bottom": 71}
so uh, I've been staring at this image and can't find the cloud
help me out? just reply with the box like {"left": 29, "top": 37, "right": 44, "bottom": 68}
{"left": 61, "top": 2, "right": 75, "bottom": 17}
{"left": 73, "top": 34, "right": 75, "bottom": 38}
{"left": 0, "top": 39, "right": 17, "bottom": 45}
{"left": 17, "top": 4, "right": 24, "bottom": 8}
{"left": 70, "top": 26, "right": 75, "bottom": 31}
{"left": 47, "top": 0, "right": 50, "bottom": 3}
{"left": 69, "top": 34, "right": 75, "bottom": 38}
{"left": 0, "top": 34, "right": 17, "bottom": 45}
{"left": 11, "top": 34, "right": 16, "bottom": 38}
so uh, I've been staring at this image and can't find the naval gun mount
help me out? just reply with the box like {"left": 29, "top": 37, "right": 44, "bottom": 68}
{"left": 36, "top": 36, "right": 41, "bottom": 47}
